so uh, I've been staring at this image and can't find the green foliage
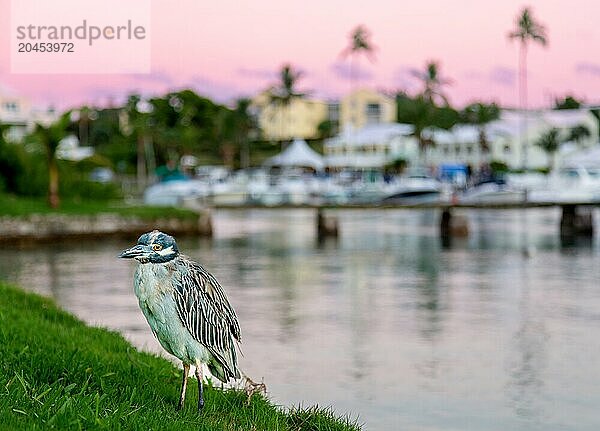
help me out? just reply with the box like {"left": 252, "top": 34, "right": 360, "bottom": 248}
{"left": 535, "top": 128, "right": 564, "bottom": 170}
{"left": 0, "top": 282, "right": 360, "bottom": 431}
{"left": 268, "top": 65, "right": 306, "bottom": 106}
{"left": 567, "top": 124, "right": 591, "bottom": 143}
{"left": 384, "top": 157, "right": 408, "bottom": 173}
{"left": 535, "top": 128, "right": 562, "bottom": 154}
{"left": 508, "top": 7, "right": 548, "bottom": 46}
{"left": 395, "top": 92, "right": 459, "bottom": 153}
{"left": 411, "top": 61, "right": 451, "bottom": 105}
{"left": 317, "top": 119, "right": 338, "bottom": 139}
{"left": 554, "top": 95, "right": 582, "bottom": 110}
{"left": 460, "top": 102, "right": 500, "bottom": 125}
{"left": 341, "top": 25, "right": 376, "bottom": 62}
{"left": 0, "top": 194, "right": 199, "bottom": 220}
{"left": 489, "top": 160, "right": 509, "bottom": 173}
{"left": 0, "top": 129, "right": 27, "bottom": 194}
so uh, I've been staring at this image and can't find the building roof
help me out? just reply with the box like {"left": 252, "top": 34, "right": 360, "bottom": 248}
{"left": 264, "top": 138, "right": 325, "bottom": 170}
{"left": 325, "top": 123, "right": 413, "bottom": 148}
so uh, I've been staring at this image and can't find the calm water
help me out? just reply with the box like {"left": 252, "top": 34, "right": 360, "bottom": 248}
{"left": 1, "top": 209, "right": 600, "bottom": 430}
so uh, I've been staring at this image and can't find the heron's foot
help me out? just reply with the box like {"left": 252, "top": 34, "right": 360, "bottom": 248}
{"left": 242, "top": 374, "right": 267, "bottom": 405}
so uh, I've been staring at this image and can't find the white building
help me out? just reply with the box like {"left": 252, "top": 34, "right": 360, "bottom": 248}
{"left": 324, "top": 123, "right": 416, "bottom": 169}
{"left": 0, "top": 84, "right": 56, "bottom": 142}
{"left": 426, "top": 109, "right": 598, "bottom": 169}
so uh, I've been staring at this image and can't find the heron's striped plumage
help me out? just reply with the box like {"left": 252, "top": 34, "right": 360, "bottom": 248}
{"left": 172, "top": 255, "right": 241, "bottom": 380}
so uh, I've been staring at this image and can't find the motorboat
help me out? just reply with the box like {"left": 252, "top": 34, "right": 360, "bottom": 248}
{"left": 460, "top": 180, "right": 526, "bottom": 204}
{"left": 526, "top": 167, "right": 600, "bottom": 203}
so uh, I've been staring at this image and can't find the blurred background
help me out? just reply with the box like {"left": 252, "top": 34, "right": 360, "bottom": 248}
{"left": 1, "top": 1, "right": 600, "bottom": 430}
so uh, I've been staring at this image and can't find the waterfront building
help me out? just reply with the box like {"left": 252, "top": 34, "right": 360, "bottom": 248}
{"left": 324, "top": 123, "right": 416, "bottom": 169}
{"left": 252, "top": 91, "right": 329, "bottom": 141}
{"left": 339, "top": 88, "right": 396, "bottom": 130}
{"left": 325, "top": 108, "right": 598, "bottom": 170}
{"left": 0, "top": 84, "right": 56, "bottom": 142}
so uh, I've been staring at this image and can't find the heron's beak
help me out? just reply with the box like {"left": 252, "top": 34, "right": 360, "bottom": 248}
{"left": 118, "top": 244, "right": 149, "bottom": 259}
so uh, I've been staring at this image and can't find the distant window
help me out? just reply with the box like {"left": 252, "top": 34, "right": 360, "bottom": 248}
{"left": 366, "top": 103, "right": 381, "bottom": 124}
{"left": 503, "top": 144, "right": 511, "bottom": 154}
{"left": 2, "top": 102, "right": 19, "bottom": 113}
{"left": 466, "top": 145, "right": 473, "bottom": 154}
{"left": 328, "top": 103, "right": 340, "bottom": 122}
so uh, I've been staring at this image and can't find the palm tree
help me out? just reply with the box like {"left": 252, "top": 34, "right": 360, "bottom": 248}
{"left": 232, "top": 98, "right": 257, "bottom": 169}
{"left": 34, "top": 112, "right": 72, "bottom": 208}
{"left": 124, "top": 95, "right": 154, "bottom": 189}
{"left": 535, "top": 128, "right": 562, "bottom": 171}
{"left": 568, "top": 124, "right": 591, "bottom": 144}
{"left": 396, "top": 93, "right": 436, "bottom": 160}
{"left": 461, "top": 102, "right": 501, "bottom": 154}
{"left": 268, "top": 64, "right": 306, "bottom": 144}
{"left": 508, "top": 7, "right": 548, "bottom": 168}
{"left": 341, "top": 25, "right": 375, "bottom": 127}
{"left": 341, "top": 25, "right": 376, "bottom": 78}
{"left": 411, "top": 61, "right": 451, "bottom": 106}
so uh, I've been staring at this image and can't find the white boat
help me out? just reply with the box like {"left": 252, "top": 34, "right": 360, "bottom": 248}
{"left": 144, "top": 179, "right": 210, "bottom": 206}
{"left": 379, "top": 171, "right": 444, "bottom": 204}
{"left": 526, "top": 167, "right": 600, "bottom": 203}
{"left": 460, "top": 181, "right": 526, "bottom": 204}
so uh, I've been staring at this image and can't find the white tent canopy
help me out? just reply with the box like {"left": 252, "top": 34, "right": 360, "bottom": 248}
{"left": 264, "top": 138, "right": 325, "bottom": 170}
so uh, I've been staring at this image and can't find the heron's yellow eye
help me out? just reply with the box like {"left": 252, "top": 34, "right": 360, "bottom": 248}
{"left": 152, "top": 244, "right": 162, "bottom": 251}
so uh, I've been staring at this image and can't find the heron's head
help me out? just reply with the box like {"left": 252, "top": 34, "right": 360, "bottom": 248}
{"left": 118, "top": 230, "right": 179, "bottom": 263}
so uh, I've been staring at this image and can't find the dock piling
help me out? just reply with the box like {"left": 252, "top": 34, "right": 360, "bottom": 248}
{"left": 560, "top": 205, "right": 593, "bottom": 237}
{"left": 440, "top": 208, "right": 469, "bottom": 238}
{"left": 317, "top": 209, "right": 339, "bottom": 240}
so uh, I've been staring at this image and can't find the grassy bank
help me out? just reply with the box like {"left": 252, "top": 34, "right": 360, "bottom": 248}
{"left": 0, "top": 194, "right": 198, "bottom": 221}
{"left": 0, "top": 283, "right": 360, "bottom": 430}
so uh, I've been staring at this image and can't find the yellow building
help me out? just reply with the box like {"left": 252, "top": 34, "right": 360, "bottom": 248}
{"left": 340, "top": 88, "right": 396, "bottom": 130}
{"left": 253, "top": 92, "right": 328, "bottom": 141}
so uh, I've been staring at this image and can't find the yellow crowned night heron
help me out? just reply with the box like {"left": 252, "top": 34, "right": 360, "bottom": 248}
{"left": 119, "top": 230, "right": 240, "bottom": 411}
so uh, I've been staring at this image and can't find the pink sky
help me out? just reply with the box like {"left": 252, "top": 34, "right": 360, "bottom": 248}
{"left": 1, "top": 0, "right": 600, "bottom": 110}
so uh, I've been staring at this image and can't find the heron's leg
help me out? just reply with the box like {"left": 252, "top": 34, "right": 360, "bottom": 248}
{"left": 195, "top": 362, "right": 204, "bottom": 412}
{"left": 178, "top": 363, "right": 190, "bottom": 410}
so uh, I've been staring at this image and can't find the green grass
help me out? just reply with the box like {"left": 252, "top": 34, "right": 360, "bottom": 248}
{"left": 0, "top": 194, "right": 198, "bottom": 221}
{"left": 0, "top": 283, "right": 360, "bottom": 431}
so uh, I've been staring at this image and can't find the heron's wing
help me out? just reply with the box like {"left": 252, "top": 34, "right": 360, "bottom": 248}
{"left": 172, "top": 258, "right": 240, "bottom": 379}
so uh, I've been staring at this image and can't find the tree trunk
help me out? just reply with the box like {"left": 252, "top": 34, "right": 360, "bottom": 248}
{"left": 137, "top": 134, "right": 146, "bottom": 191}
{"left": 241, "top": 139, "right": 250, "bottom": 169}
{"left": 48, "top": 156, "right": 60, "bottom": 209}
{"left": 519, "top": 41, "right": 528, "bottom": 169}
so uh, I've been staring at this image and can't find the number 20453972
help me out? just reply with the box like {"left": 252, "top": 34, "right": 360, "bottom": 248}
{"left": 17, "top": 42, "right": 74, "bottom": 53}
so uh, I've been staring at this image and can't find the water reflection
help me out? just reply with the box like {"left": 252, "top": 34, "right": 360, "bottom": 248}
{"left": 1, "top": 209, "right": 600, "bottom": 430}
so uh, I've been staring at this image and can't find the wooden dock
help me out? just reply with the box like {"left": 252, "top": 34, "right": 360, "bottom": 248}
{"left": 208, "top": 201, "right": 598, "bottom": 239}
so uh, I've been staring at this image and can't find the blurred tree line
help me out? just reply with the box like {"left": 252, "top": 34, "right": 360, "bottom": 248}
{"left": 0, "top": 90, "right": 264, "bottom": 207}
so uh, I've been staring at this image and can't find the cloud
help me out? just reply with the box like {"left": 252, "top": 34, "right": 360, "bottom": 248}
{"left": 236, "top": 67, "right": 278, "bottom": 80}
{"left": 392, "top": 66, "right": 421, "bottom": 91}
{"left": 489, "top": 66, "right": 516, "bottom": 86}
{"left": 575, "top": 62, "right": 600, "bottom": 77}
{"left": 330, "top": 61, "right": 373, "bottom": 81}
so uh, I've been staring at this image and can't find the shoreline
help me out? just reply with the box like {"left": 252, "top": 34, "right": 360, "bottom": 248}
{"left": 0, "top": 282, "right": 360, "bottom": 430}
{"left": 0, "top": 211, "right": 213, "bottom": 243}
